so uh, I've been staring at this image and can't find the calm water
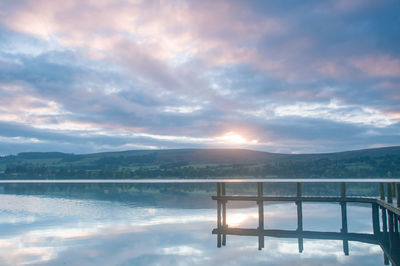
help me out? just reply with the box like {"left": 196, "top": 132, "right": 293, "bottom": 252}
{"left": 0, "top": 182, "right": 396, "bottom": 265}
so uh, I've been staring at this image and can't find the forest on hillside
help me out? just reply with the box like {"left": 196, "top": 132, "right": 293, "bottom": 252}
{"left": 1, "top": 149, "right": 399, "bottom": 179}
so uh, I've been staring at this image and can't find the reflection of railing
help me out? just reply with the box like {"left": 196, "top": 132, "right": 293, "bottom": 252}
{"left": 212, "top": 182, "right": 400, "bottom": 266}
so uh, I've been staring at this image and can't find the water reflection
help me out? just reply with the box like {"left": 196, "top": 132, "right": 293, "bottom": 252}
{"left": 213, "top": 182, "right": 400, "bottom": 265}
{"left": 0, "top": 182, "right": 398, "bottom": 265}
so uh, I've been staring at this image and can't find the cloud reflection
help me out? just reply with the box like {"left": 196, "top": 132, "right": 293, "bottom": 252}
{"left": 0, "top": 194, "right": 387, "bottom": 265}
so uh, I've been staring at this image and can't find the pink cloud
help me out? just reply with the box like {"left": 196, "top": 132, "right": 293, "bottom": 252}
{"left": 351, "top": 55, "right": 400, "bottom": 77}
{"left": 0, "top": 0, "right": 284, "bottom": 65}
{"left": 1, "top": 0, "right": 354, "bottom": 84}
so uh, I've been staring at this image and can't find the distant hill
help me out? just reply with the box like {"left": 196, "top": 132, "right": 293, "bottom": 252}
{"left": 7, "top": 145, "right": 400, "bottom": 162}
{"left": 1, "top": 146, "right": 400, "bottom": 179}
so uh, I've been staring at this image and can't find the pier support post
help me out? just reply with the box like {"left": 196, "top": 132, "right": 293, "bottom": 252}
{"left": 380, "top": 183, "right": 385, "bottom": 200}
{"left": 217, "top": 183, "right": 221, "bottom": 229}
{"left": 222, "top": 183, "right": 226, "bottom": 246}
{"left": 393, "top": 183, "right": 396, "bottom": 198}
{"left": 217, "top": 183, "right": 222, "bottom": 247}
{"left": 341, "top": 202, "right": 349, "bottom": 256}
{"left": 396, "top": 184, "right": 400, "bottom": 208}
{"left": 296, "top": 182, "right": 303, "bottom": 253}
{"left": 340, "top": 180, "right": 349, "bottom": 255}
{"left": 387, "top": 183, "right": 393, "bottom": 204}
{"left": 297, "top": 182, "right": 302, "bottom": 198}
{"left": 257, "top": 182, "right": 264, "bottom": 250}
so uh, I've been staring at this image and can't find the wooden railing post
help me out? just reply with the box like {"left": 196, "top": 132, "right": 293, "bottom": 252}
{"left": 372, "top": 203, "right": 380, "bottom": 235}
{"left": 297, "top": 182, "right": 302, "bottom": 198}
{"left": 388, "top": 211, "right": 395, "bottom": 255}
{"left": 382, "top": 207, "right": 388, "bottom": 233}
{"left": 340, "top": 182, "right": 346, "bottom": 198}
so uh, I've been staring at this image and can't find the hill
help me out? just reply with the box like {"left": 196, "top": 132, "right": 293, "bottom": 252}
{"left": 1, "top": 146, "right": 399, "bottom": 179}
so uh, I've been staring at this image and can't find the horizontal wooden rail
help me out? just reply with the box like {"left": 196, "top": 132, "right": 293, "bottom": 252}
{"left": 212, "top": 228, "right": 377, "bottom": 245}
{"left": 212, "top": 195, "right": 400, "bottom": 216}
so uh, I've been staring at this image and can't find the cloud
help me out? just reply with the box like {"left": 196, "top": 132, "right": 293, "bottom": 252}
{"left": 351, "top": 55, "right": 400, "bottom": 77}
{"left": 0, "top": 0, "right": 399, "bottom": 153}
{"left": 272, "top": 100, "right": 398, "bottom": 128}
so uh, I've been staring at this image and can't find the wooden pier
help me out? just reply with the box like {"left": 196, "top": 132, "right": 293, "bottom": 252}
{"left": 212, "top": 181, "right": 400, "bottom": 266}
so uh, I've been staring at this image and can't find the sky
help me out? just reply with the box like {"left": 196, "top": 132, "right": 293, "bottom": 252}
{"left": 0, "top": 0, "right": 399, "bottom": 155}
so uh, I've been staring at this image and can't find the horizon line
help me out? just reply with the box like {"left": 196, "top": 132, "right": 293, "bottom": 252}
{"left": 1, "top": 178, "right": 399, "bottom": 183}
{"left": 1, "top": 145, "right": 400, "bottom": 157}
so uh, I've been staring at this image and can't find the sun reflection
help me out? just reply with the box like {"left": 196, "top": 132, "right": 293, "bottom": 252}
{"left": 226, "top": 213, "right": 254, "bottom": 227}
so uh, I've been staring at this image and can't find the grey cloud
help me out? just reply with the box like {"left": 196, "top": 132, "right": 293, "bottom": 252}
{"left": 0, "top": 0, "right": 399, "bottom": 154}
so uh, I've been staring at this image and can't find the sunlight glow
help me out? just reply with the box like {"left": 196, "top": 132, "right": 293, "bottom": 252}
{"left": 226, "top": 212, "right": 255, "bottom": 227}
{"left": 216, "top": 132, "right": 258, "bottom": 145}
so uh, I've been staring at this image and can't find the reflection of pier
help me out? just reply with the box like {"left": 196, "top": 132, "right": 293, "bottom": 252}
{"left": 212, "top": 182, "right": 400, "bottom": 266}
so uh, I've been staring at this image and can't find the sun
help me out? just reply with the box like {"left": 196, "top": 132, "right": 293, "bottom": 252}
{"left": 216, "top": 132, "right": 258, "bottom": 145}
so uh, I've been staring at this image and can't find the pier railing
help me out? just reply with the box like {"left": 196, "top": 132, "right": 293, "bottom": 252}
{"left": 212, "top": 181, "right": 400, "bottom": 266}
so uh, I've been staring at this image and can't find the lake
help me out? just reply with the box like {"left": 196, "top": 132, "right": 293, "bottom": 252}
{"left": 0, "top": 180, "right": 399, "bottom": 265}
